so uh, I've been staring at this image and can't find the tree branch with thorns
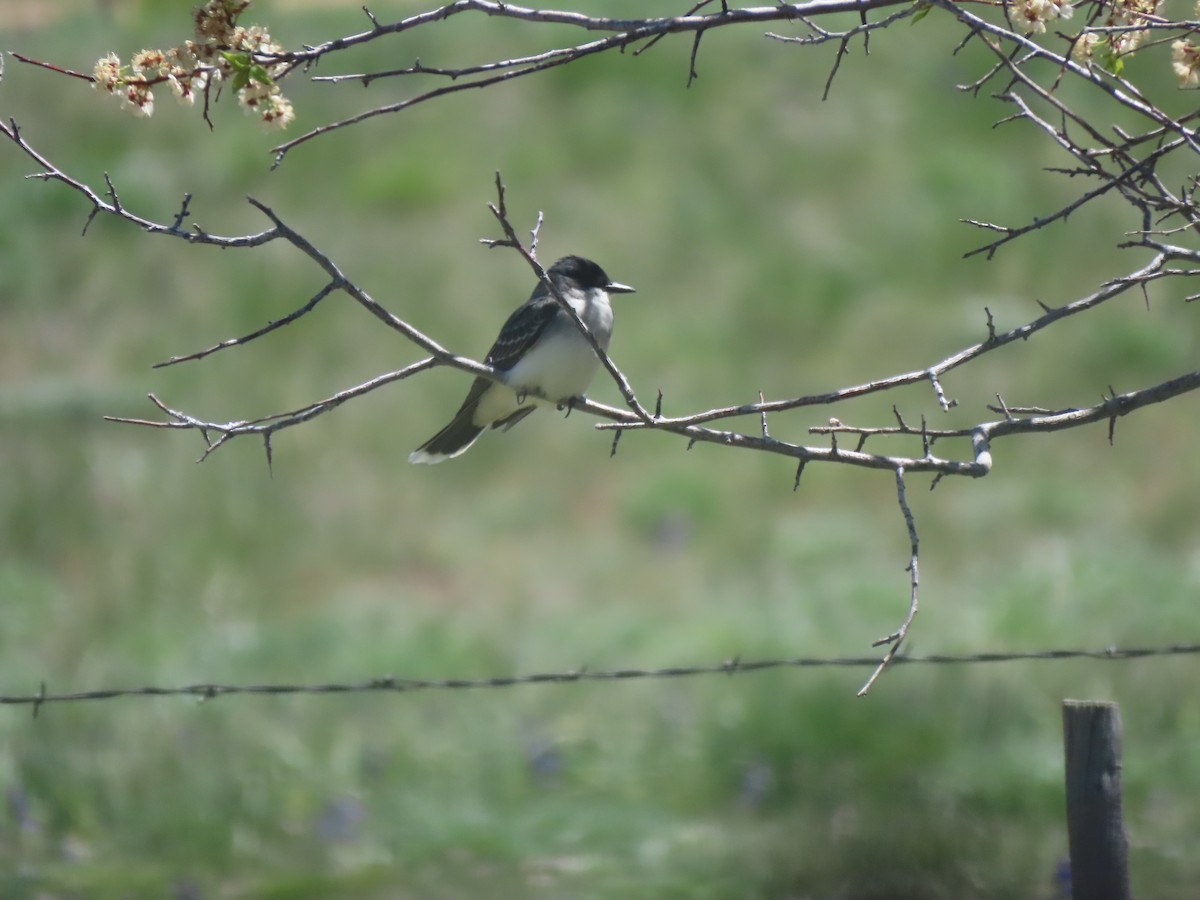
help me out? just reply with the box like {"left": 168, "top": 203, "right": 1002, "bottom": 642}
{"left": 7, "top": 0, "right": 1200, "bottom": 690}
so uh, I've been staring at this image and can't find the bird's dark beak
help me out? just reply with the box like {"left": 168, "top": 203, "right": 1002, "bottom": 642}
{"left": 607, "top": 281, "right": 636, "bottom": 294}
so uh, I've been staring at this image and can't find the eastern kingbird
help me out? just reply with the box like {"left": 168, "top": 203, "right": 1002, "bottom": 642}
{"left": 408, "top": 255, "right": 635, "bottom": 464}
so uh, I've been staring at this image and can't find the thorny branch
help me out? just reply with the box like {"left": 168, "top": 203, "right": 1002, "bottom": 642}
{"left": 264, "top": 0, "right": 917, "bottom": 165}
{"left": 7, "top": 0, "right": 1200, "bottom": 690}
{"left": 7, "top": 116, "right": 1189, "bottom": 480}
{"left": 857, "top": 468, "right": 921, "bottom": 696}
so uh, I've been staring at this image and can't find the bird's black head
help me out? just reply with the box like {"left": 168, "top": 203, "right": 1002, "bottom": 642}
{"left": 548, "top": 255, "right": 635, "bottom": 294}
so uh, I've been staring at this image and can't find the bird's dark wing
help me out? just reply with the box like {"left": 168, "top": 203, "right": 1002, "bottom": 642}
{"left": 483, "top": 294, "right": 560, "bottom": 371}
{"left": 449, "top": 293, "right": 560, "bottom": 416}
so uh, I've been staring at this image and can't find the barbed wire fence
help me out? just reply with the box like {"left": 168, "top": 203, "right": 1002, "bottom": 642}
{"left": 6, "top": 643, "right": 1199, "bottom": 715}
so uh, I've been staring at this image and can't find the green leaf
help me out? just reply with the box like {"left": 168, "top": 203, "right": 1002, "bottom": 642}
{"left": 219, "top": 51, "right": 256, "bottom": 91}
{"left": 911, "top": 2, "right": 933, "bottom": 25}
{"left": 1099, "top": 48, "right": 1124, "bottom": 76}
{"left": 248, "top": 64, "right": 274, "bottom": 86}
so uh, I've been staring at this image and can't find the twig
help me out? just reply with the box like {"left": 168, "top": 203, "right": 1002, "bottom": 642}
{"left": 858, "top": 467, "right": 921, "bottom": 695}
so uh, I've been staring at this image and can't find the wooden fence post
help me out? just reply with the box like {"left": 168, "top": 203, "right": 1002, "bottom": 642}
{"left": 1061, "top": 699, "right": 1131, "bottom": 900}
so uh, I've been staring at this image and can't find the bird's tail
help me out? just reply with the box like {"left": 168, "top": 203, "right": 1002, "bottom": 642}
{"left": 408, "top": 408, "right": 485, "bottom": 464}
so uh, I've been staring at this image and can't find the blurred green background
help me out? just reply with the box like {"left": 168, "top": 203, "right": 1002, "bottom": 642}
{"left": 2, "top": 1, "right": 1199, "bottom": 897}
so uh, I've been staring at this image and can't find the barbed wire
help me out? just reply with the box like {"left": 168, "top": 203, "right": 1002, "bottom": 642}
{"left": 6, "top": 643, "right": 1199, "bottom": 715}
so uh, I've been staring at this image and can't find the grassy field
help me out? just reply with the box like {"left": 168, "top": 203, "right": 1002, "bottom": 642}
{"left": 2, "top": 2, "right": 1199, "bottom": 897}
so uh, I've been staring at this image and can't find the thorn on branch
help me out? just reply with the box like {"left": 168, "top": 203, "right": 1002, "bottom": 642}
{"left": 995, "top": 393, "right": 1013, "bottom": 421}
{"left": 822, "top": 35, "right": 852, "bottom": 101}
{"left": 634, "top": 0, "right": 711, "bottom": 57}
{"left": 480, "top": 175, "right": 516, "bottom": 250}
{"left": 149, "top": 393, "right": 175, "bottom": 418}
{"left": 1106, "top": 384, "right": 1118, "bottom": 445}
{"left": 529, "top": 210, "right": 543, "bottom": 259}
{"left": 197, "top": 434, "right": 219, "bottom": 463}
{"left": 170, "top": 193, "right": 193, "bottom": 233}
{"left": 654, "top": 389, "right": 663, "bottom": 419}
{"left": 687, "top": 29, "right": 704, "bottom": 87}
{"left": 82, "top": 205, "right": 101, "bottom": 237}
{"left": 793, "top": 459, "right": 806, "bottom": 491}
{"left": 244, "top": 195, "right": 284, "bottom": 227}
{"left": 610, "top": 429, "right": 622, "bottom": 458}
{"left": 984, "top": 305, "right": 996, "bottom": 343}
{"left": 103, "top": 172, "right": 121, "bottom": 212}
{"left": 201, "top": 76, "right": 215, "bottom": 131}
{"left": 493, "top": 170, "right": 506, "bottom": 215}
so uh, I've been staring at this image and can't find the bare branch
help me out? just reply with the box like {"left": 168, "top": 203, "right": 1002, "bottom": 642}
{"left": 154, "top": 280, "right": 342, "bottom": 368}
{"left": 105, "top": 361, "right": 441, "bottom": 460}
{"left": 858, "top": 467, "right": 920, "bottom": 696}
{"left": 268, "top": 0, "right": 916, "bottom": 165}
{"left": 766, "top": 5, "right": 917, "bottom": 100}
{"left": 1, "top": 118, "right": 277, "bottom": 247}
{"left": 594, "top": 252, "right": 1170, "bottom": 432}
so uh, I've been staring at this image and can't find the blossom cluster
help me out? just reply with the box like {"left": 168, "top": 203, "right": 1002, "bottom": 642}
{"left": 1082, "top": 0, "right": 1163, "bottom": 58}
{"left": 91, "top": 0, "right": 294, "bottom": 129}
{"left": 1173, "top": 39, "right": 1200, "bottom": 87}
{"left": 1068, "top": 0, "right": 1168, "bottom": 74}
{"left": 1010, "top": 0, "right": 1074, "bottom": 35}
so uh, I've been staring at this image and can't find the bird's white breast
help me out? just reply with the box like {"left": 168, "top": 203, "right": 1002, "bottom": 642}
{"left": 473, "top": 288, "right": 613, "bottom": 425}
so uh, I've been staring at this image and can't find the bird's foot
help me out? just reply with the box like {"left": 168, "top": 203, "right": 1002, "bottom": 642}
{"left": 557, "top": 395, "right": 585, "bottom": 417}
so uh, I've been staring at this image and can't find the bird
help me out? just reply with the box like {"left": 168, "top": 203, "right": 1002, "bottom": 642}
{"left": 408, "top": 255, "right": 635, "bottom": 464}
